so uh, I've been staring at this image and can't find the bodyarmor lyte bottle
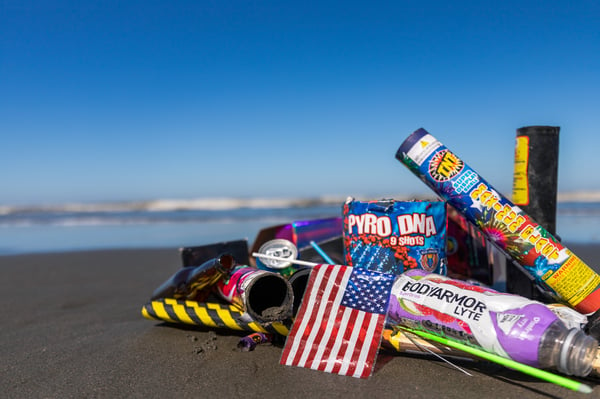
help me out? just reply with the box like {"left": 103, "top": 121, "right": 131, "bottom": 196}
{"left": 387, "top": 270, "right": 599, "bottom": 377}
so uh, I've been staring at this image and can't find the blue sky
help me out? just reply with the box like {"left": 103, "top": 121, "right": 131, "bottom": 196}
{"left": 2, "top": 1, "right": 599, "bottom": 205}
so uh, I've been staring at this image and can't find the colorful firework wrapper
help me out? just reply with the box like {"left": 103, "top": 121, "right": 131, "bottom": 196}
{"left": 216, "top": 266, "right": 294, "bottom": 323}
{"left": 342, "top": 197, "right": 447, "bottom": 275}
{"left": 237, "top": 332, "right": 273, "bottom": 351}
{"left": 396, "top": 128, "right": 600, "bottom": 315}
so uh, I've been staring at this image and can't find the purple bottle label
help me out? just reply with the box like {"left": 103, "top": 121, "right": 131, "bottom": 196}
{"left": 491, "top": 304, "right": 557, "bottom": 365}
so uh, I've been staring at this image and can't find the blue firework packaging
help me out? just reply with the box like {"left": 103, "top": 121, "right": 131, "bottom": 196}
{"left": 395, "top": 128, "right": 600, "bottom": 315}
{"left": 342, "top": 198, "right": 447, "bottom": 275}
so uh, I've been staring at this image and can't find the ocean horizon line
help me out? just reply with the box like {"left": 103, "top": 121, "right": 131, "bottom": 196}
{"left": 2, "top": 190, "right": 600, "bottom": 215}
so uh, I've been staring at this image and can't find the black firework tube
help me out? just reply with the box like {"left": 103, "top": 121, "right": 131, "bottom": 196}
{"left": 512, "top": 126, "right": 560, "bottom": 233}
{"left": 288, "top": 267, "right": 312, "bottom": 316}
{"left": 509, "top": 126, "right": 560, "bottom": 299}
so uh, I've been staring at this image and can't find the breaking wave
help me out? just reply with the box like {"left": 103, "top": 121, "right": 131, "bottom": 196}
{"left": 0, "top": 197, "right": 346, "bottom": 228}
{"left": 0, "top": 196, "right": 346, "bottom": 216}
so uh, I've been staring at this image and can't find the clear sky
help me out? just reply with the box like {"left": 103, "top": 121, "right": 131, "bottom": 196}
{"left": 2, "top": 1, "right": 599, "bottom": 205}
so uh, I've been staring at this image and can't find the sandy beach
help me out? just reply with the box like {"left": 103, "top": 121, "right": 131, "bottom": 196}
{"left": 2, "top": 244, "right": 600, "bottom": 398}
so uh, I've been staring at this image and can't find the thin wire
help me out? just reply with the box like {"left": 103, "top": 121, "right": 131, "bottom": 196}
{"left": 404, "top": 332, "right": 473, "bottom": 376}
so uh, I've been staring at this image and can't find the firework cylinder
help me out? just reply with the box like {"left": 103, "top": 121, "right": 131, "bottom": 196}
{"left": 395, "top": 128, "right": 600, "bottom": 327}
{"left": 509, "top": 126, "right": 560, "bottom": 300}
{"left": 217, "top": 266, "right": 294, "bottom": 323}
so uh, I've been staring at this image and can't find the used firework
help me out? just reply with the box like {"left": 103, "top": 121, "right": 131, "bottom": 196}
{"left": 141, "top": 298, "right": 290, "bottom": 335}
{"left": 217, "top": 266, "right": 294, "bottom": 323}
{"left": 396, "top": 128, "right": 600, "bottom": 315}
{"left": 509, "top": 126, "right": 560, "bottom": 300}
{"left": 237, "top": 332, "right": 273, "bottom": 351}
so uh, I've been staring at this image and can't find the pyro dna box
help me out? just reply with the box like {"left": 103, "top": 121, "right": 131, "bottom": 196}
{"left": 342, "top": 198, "right": 447, "bottom": 275}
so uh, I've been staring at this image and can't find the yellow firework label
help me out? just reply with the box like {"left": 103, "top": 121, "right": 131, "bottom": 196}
{"left": 512, "top": 136, "right": 529, "bottom": 205}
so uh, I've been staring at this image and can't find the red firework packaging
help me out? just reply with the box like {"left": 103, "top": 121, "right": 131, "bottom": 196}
{"left": 342, "top": 198, "right": 447, "bottom": 275}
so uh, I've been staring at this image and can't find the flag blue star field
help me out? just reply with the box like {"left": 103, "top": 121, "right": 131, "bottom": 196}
{"left": 280, "top": 264, "right": 395, "bottom": 378}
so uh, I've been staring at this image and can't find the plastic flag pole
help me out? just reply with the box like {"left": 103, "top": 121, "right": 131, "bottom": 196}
{"left": 252, "top": 252, "right": 319, "bottom": 267}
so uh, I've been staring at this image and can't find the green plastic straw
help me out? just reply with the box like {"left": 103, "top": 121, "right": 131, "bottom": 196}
{"left": 400, "top": 327, "right": 593, "bottom": 394}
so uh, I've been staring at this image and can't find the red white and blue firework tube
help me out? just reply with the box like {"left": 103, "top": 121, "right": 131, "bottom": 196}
{"left": 396, "top": 128, "right": 600, "bottom": 317}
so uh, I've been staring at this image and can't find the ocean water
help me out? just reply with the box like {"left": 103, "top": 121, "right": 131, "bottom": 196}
{"left": 0, "top": 198, "right": 344, "bottom": 255}
{"left": 1, "top": 198, "right": 600, "bottom": 255}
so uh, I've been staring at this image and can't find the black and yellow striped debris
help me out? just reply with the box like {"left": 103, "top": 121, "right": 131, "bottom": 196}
{"left": 141, "top": 298, "right": 290, "bottom": 336}
{"left": 142, "top": 298, "right": 424, "bottom": 355}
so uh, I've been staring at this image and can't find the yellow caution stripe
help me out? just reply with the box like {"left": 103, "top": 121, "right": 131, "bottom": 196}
{"left": 142, "top": 299, "right": 290, "bottom": 335}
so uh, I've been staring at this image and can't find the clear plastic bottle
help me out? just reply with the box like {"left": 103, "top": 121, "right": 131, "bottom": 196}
{"left": 538, "top": 320, "right": 599, "bottom": 376}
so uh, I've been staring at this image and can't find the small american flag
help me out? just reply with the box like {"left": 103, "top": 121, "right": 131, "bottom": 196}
{"left": 280, "top": 264, "right": 395, "bottom": 378}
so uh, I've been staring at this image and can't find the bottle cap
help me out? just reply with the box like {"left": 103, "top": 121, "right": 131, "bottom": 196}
{"left": 256, "top": 239, "right": 298, "bottom": 270}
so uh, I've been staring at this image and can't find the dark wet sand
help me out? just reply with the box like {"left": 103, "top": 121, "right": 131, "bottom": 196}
{"left": 2, "top": 244, "right": 599, "bottom": 398}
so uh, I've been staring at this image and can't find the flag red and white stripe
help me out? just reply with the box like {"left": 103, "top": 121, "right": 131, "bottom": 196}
{"left": 280, "top": 264, "right": 394, "bottom": 378}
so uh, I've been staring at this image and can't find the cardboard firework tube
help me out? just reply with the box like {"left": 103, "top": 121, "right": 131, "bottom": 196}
{"left": 141, "top": 298, "right": 291, "bottom": 335}
{"left": 288, "top": 267, "right": 312, "bottom": 316}
{"left": 508, "top": 126, "right": 560, "bottom": 300}
{"left": 512, "top": 126, "right": 560, "bottom": 234}
{"left": 395, "top": 128, "right": 600, "bottom": 317}
{"left": 217, "top": 266, "right": 294, "bottom": 323}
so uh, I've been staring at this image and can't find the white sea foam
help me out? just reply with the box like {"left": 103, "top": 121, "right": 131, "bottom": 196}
{"left": 0, "top": 196, "right": 348, "bottom": 229}
{"left": 0, "top": 196, "right": 348, "bottom": 216}
{"left": 0, "top": 215, "right": 297, "bottom": 228}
